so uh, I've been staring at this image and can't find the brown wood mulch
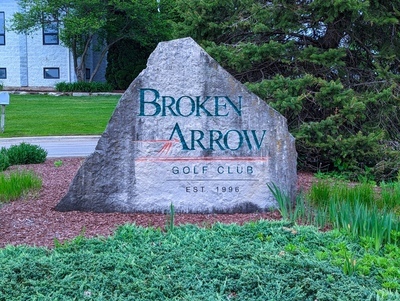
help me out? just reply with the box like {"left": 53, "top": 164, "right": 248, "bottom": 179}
{"left": 0, "top": 158, "right": 316, "bottom": 248}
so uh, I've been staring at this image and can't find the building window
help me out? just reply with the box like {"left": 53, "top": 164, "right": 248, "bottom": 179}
{"left": 86, "top": 68, "right": 91, "bottom": 80}
{"left": 43, "top": 20, "right": 59, "bottom": 45}
{"left": 0, "top": 68, "right": 6, "bottom": 79}
{"left": 44, "top": 68, "right": 60, "bottom": 79}
{"left": 0, "top": 12, "right": 5, "bottom": 45}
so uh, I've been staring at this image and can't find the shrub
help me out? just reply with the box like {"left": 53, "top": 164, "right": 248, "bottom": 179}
{"left": 0, "top": 81, "right": 3, "bottom": 91}
{"left": 0, "top": 147, "right": 10, "bottom": 171}
{"left": 247, "top": 76, "right": 400, "bottom": 182}
{"left": 54, "top": 81, "right": 68, "bottom": 92}
{"left": 55, "top": 81, "right": 114, "bottom": 93}
{"left": 6, "top": 142, "right": 47, "bottom": 165}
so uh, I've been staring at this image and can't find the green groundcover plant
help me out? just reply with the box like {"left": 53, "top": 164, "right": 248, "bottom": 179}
{"left": 0, "top": 221, "right": 399, "bottom": 300}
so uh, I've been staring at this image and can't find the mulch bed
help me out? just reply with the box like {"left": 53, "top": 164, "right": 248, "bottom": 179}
{"left": 0, "top": 158, "right": 316, "bottom": 248}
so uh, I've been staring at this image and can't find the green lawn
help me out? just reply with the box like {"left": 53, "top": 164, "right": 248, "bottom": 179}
{"left": 1, "top": 221, "right": 399, "bottom": 300}
{"left": 0, "top": 94, "right": 120, "bottom": 138}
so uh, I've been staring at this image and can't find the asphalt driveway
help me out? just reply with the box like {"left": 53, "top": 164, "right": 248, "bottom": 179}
{"left": 0, "top": 136, "right": 100, "bottom": 158}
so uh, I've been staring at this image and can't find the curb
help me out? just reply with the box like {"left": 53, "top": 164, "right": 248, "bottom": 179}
{"left": 2, "top": 88, "right": 124, "bottom": 97}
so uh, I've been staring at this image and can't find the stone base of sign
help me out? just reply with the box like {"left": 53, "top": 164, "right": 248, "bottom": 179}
{"left": 55, "top": 37, "right": 297, "bottom": 213}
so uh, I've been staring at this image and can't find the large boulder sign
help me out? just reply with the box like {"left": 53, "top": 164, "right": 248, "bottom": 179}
{"left": 56, "top": 37, "right": 297, "bottom": 213}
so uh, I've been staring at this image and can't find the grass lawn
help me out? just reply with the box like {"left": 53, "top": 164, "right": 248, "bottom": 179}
{"left": 1, "top": 221, "right": 399, "bottom": 300}
{"left": 0, "top": 94, "right": 120, "bottom": 138}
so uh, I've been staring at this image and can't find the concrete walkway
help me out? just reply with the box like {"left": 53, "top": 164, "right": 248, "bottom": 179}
{"left": 0, "top": 136, "right": 100, "bottom": 158}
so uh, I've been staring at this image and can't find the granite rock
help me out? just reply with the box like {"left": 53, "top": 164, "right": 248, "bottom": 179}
{"left": 55, "top": 37, "right": 297, "bottom": 213}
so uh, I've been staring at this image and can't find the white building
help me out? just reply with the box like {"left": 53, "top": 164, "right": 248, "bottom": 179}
{"left": 0, "top": 0, "right": 107, "bottom": 89}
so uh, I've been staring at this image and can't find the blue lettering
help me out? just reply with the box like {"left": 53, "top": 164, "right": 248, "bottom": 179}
{"left": 191, "top": 130, "right": 206, "bottom": 150}
{"left": 176, "top": 96, "right": 195, "bottom": 117}
{"left": 168, "top": 124, "right": 266, "bottom": 152}
{"left": 242, "top": 130, "right": 253, "bottom": 150}
{"left": 209, "top": 130, "right": 225, "bottom": 150}
{"left": 251, "top": 130, "right": 266, "bottom": 149}
{"left": 225, "top": 96, "right": 242, "bottom": 116}
{"left": 223, "top": 130, "right": 243, "bottom": 151}
{"left": 139, "top": 88, "right": 161, "bottom": 116}
{"left": 169, "top": 123, "right": 190, "bottom": 150}
{"left": 214, "top": 96, "right": 229, "bottom": 116}
{"left": 138, "top": 89, "right": 243, "bottom": 117}
{"left": 162, "top": 96, "right": 178, "bottom": 116}
{"left": 195, "top": 96, "right": 213, "bottom": 116}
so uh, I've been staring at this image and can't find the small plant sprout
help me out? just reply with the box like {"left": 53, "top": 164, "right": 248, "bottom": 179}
{"left": 54, "top": 160, "right": 63, "bottom": 168}
{"left": 166, "top": 202, "right": 175, "bottom": 232}
{"left": 343, "top": 253, "right": 358, "bottom": 276}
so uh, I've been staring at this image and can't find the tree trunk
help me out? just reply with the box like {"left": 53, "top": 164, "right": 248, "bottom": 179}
{"left": 72, "top": 35, "right": 93, "bottom": 82}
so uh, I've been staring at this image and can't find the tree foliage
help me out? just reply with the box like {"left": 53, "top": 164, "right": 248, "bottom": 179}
{"left": 106, "top": 39, "right": 151, "bottom": 90}
{"left": 105, "top": 0, "right": 174, "bottom": 89}
{"left": 11, "top": 0, "right": 171, "bottom": 82}
{"left": 172, "top": 0, "right": 400, "bottom": 180}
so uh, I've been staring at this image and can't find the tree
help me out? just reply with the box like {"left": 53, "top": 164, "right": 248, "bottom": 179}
{"left": 11, "top": 0, "right": 171, "bottom": 82}
{"left": 105, "top": 0, "right": 174, "bottom": 89}
{"left": 171, "top": 0, "right": 400, "bottom": 180}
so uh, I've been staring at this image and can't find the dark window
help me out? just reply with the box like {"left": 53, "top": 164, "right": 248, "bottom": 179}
{"left": 43, "top": 21, "right": 59, "bottom": 45}
{"left": 0, "top": 68, "right": 6, "bottom": 79}
{"left": 44, "top": 68, "right": 60, "bottom": 79}
{"left": 86, "top": 68, "right": 91, "bottom": 80}
{"left": 0, "top": 12, "right": 5, "bottom": 45}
